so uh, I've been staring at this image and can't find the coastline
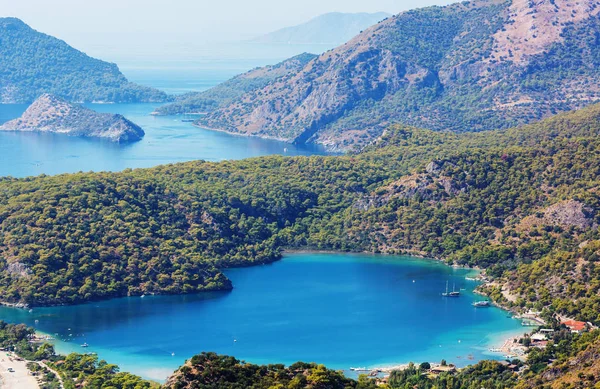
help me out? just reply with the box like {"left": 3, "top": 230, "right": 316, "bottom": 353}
{"left": 1, "top": 250, "right": 532, "bottom": 382}
{"left": 192, "top": 122, "right": 291, "bottom": 143}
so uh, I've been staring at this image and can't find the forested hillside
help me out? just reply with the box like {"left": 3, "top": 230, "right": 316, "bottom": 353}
{"left": 0, "top": 18, "right": 168, "bottom": 103}
{"left": 154, "top": 53, "right": 317, "bottom": 116}
{"left": 1, "top": 102, "right": 600, "bottom": 327}
{"left": 191, "top": 0, "right": 600, "bottom": 151}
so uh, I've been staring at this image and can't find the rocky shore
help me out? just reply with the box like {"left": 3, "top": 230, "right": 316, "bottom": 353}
{"left": 0, "top": 94, "right": 145, "bottom": 143}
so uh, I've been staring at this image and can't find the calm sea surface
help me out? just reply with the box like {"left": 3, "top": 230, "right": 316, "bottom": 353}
{"left": 0, "top": 253, "right": 524, "bottom": 382}
{"left": 0, "top": 103, "right": 326, "bottom": 178}
{"left": 0, "top": 61, "right": 327, "bottom": 179}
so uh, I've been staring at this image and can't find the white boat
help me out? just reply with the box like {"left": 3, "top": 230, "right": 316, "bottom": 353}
{"left": 442, "top": 281, "right": 460, "bottom": 297}
{"left": 81, "top": 343, "right": 89, "bottom": 348}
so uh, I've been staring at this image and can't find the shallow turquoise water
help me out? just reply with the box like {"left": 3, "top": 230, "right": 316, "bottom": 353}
{"left": 0, "top": 253, "right": 524, "bottom": 382}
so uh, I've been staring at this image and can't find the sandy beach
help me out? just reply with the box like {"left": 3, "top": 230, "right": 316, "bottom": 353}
{"left": 0, "top": 353, "right": 39, "bottom": 389}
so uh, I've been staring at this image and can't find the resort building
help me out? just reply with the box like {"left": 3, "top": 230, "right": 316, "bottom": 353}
{"left": 561, "top": 320, "right": 587, "bottom": 333}
{"left": 530, "top": 333, "right": 547, "bottom": 342}
{"left": 430, "top": 365, "right": 457, "bottom": 374}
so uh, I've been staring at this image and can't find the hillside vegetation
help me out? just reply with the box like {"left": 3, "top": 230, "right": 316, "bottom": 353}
{"left": 189, "top": 0, "right": 600, "bottom": 151}
{"left": 0, "top": 18, "right": 168, "bottom": 103}
{"left": 154, "top": 53, "right": 317, "bottom": 116}
{"left": 0, "top": 102, "right": 599, "bottom": 329}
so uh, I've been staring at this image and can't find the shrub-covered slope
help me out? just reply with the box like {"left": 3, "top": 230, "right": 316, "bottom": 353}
{"left": 194, "top": 0, "right": 600, "bottom": 151}
{"left": 154, "top": 53, "right": 317, "bottom": 116}
{"left": 0, "top": 18, "right": 168, "bottom": 103}
{"left": 1, "top": 103, "right": 600, "bottom": 319}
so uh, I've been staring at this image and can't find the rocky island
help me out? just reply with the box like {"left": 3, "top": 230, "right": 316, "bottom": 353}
{"left": 0, "top": 94, "right": 145, "bottom": 143}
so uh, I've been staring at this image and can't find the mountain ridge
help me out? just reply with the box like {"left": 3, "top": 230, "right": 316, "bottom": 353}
{"left": 0, "top": 17, "right": 169, "bottom": 104}
{"left": 251, "top": 12, "right": 391, "bottom": 45}
{"left": 154, "top": 53, "right": 318, "bottom": 116}
{"left": 193, "top": 0, "right": 600, "bottom": 151}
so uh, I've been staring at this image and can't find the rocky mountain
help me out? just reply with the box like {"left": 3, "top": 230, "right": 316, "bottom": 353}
{"left": 154, "top": 53, "right": 317, "bottom": 116}
{"left": 0, "top": 94, "right": 145, "bottom": 142}
{"left": 251, "top": 12, "right": 391, "bottom": 45}
{"left": 195, "top": 0, "right": 600, "bottom": 151}
{"left": 0, "top": 18, "right": 168, "bottom": 104}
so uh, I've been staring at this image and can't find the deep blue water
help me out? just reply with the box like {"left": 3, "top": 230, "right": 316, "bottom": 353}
{"left": 0, "top": 253, "right": 523, "bottom": 382}
{"left": 0, "top": 103, "right": 326, "bottom": 178}
{"left": 0, "top": 61, "right": 329, "bottom": 178}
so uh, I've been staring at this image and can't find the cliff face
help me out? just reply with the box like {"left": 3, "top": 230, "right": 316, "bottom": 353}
{"left": 0, "top": 18, "right": 168, "bottom": 104}
{"left": 195, "top": 0, "right": 600, "bottom": 151}
{"left": 0, "top": 94, "right": 145, "bottom": 143}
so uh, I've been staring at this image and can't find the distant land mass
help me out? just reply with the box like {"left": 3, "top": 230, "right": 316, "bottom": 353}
{"left": 0, "top": 18, "right": 168, "bottom": 104}
{"left": 154, "top": 53, "right": 318, "bottom": 116}
{"left": 0, "top": 94, "right": 145, "bottom": 143}
{"left": 185, "top": 0, "right": 600, "bottom": 151}
{"left": 251, "top": 12, "right": 391, "bottom": 45}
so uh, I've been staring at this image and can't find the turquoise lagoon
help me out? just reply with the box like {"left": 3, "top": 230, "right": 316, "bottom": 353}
{"left": 0, "top": 253, "right": 525, "bottom": 381}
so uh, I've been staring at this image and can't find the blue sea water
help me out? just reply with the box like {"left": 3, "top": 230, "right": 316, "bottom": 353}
{"left": 0, "top": 103, "right": 326, "bottom": 178}
{"left": 0, "top": 60, "right": 328, "bottom": 179}
{"left": 0, "top": 253, "right": 524, "bottom": 382}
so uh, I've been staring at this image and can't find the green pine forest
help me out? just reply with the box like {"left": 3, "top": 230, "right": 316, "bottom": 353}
{"left": 3, "top": 96, "right": 600, "bottom": 389}
{"left": 0, "top": 101, "right": 598, "bottom": 328}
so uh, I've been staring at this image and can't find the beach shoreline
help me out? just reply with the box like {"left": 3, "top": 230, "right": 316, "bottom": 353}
{"left": 0, "top": 352, "right": 40, "bottom": 389}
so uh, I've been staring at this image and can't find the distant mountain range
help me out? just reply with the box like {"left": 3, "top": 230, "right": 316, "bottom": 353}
{"left": 0, "top": 18, "right": 168, "bottom": 104}
{"left": 251, "top": 12, "right": 391, "bottom": 45}
{"left": 184, "top": 0, "right": 600, "bottom": 151}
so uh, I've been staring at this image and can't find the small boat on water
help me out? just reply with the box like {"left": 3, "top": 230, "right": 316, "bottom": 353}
{"left": 473, "top": 301, "right": 491, "bottom": 307}
{"left": 81, "top": 343, "right": 89, "bottom": 348}
{"left": 350, "top": 367, "right": 369, "bottom": 372}
{"left": 442, "top": 281, "right": 460, "bottom": 297}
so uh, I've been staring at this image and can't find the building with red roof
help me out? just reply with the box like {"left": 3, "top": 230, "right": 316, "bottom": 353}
{"left": 561, "top": 320, "right": 587, "bottom": 333}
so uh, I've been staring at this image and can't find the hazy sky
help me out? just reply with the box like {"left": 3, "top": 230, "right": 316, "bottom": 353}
{"left": 0, "top": 0, "right": 454, "bottom": 61}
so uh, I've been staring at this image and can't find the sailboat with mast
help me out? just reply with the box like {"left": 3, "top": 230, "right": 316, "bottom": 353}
{"left": 442, "top": 280, "right": 460, "bottom": 297}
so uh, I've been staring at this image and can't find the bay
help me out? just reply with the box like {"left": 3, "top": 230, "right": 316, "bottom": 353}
{"left": 0, "top": 253, "right": 524, "bottom": 382}
{"left": 0, "top": 58, "right": 329, "bottom": 179}
{"left": 0, "top": 103, "right": 326, "bottom": 178}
